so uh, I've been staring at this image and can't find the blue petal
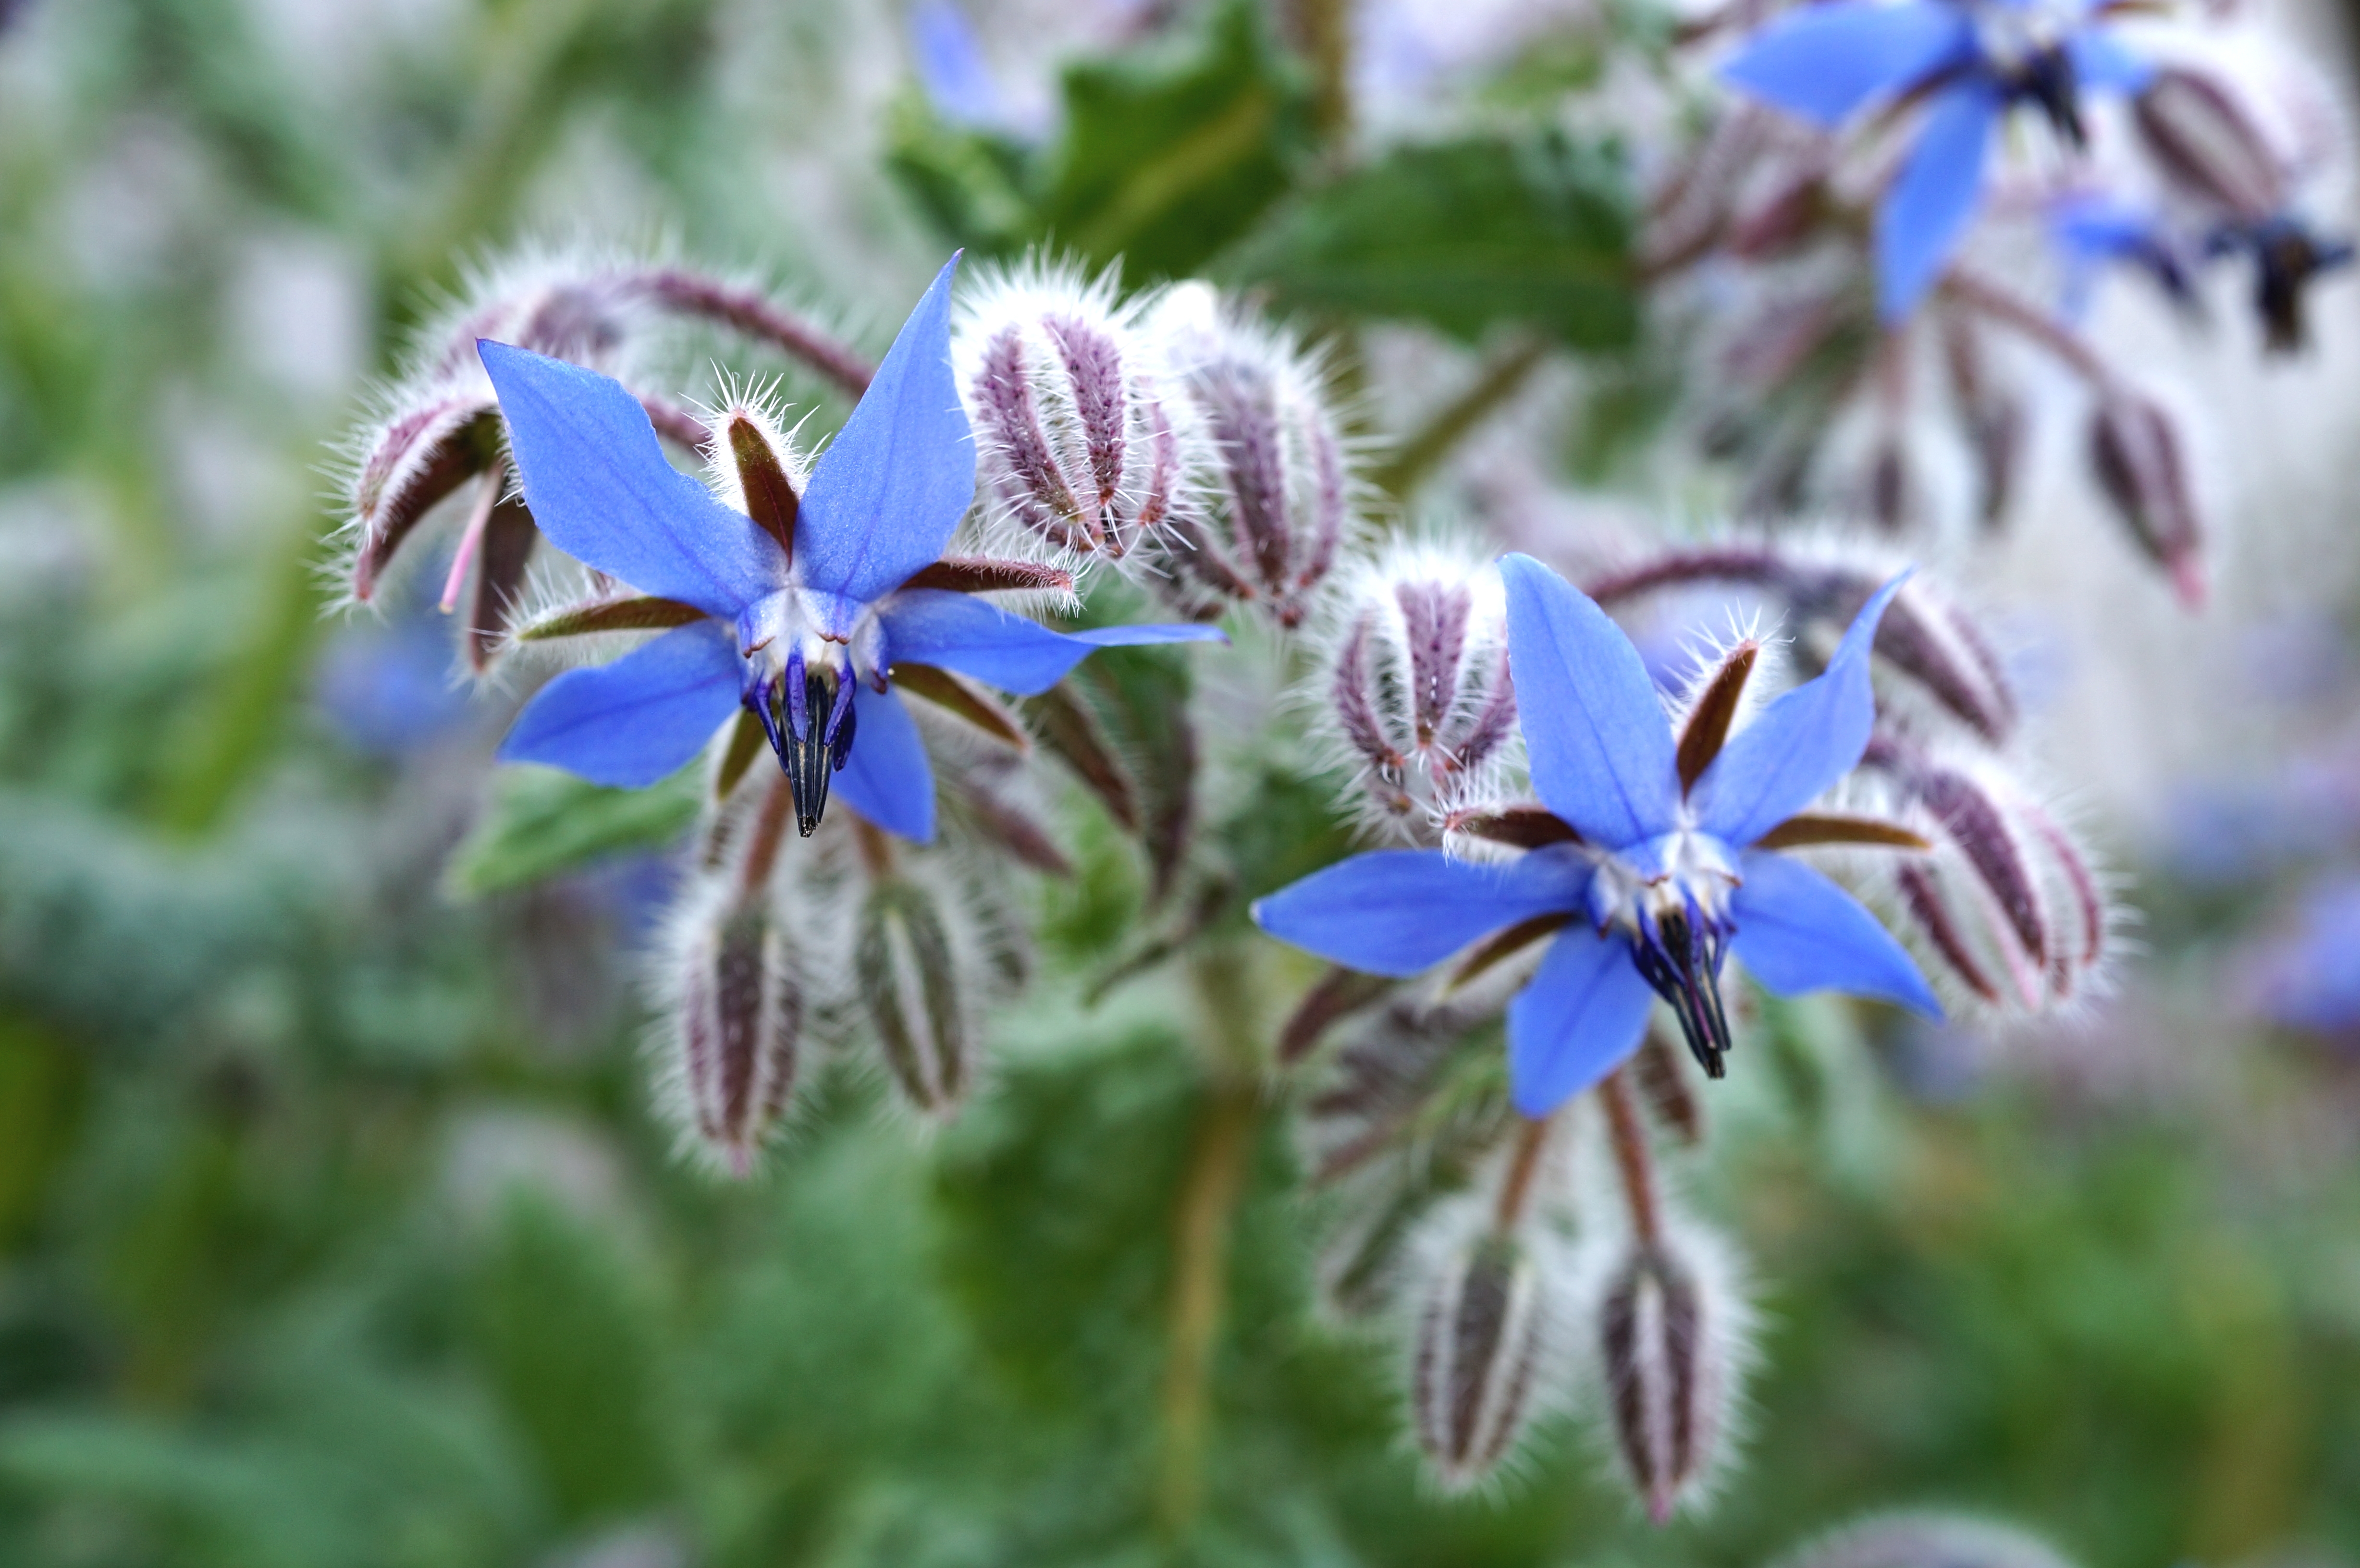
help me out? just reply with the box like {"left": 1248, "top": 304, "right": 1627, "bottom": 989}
{"left": 1876, "top": 82, "right": 1998, "bottom": 321}
{"left": 878, "top": 588, "right": 1226, "bottom": 696}
{"left": 498, "top": 621, "right": 740, "bottom": 788}
{"left": 1694, "top": 573, "right": 1908, "bottom": 849}
{"left": 1252, "top": 847, "right": 1593, "bottom": 978}
{"left": 1720, "top": 1, "right": 1975, "bottom": 126}
{"left": 2066, "top": 28, "right": 2151, "bottom": 93}
{"left": 796, "top": 257, "right": 976, "bottom": 624}
{"left": 831, "top": 682, "right": 937, "bottom": 843}
{"left": 478, "top": 343, "right": 780, "bottom": 618}
{"left": 1732, "top": 849, "right": 1942, "bottom": 1016}
{"left": 1505, "top": 925, "right": 1656, "bottom": 1116}
{"left": 1500, "top": 553, "right": 1680, "bottom": 851}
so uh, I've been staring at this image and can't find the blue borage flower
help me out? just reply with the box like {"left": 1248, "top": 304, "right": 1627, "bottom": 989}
{"left": 1254, "top": 554, "right": 1940, "bottom": 1116}
{"left": 479, "top": 254, "right": 1225, "bottom": 843}
{"left": 1721, "top": 0, "right": 2152, "bottom": 321}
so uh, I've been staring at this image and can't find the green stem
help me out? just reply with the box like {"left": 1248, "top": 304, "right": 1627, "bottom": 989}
{"left": 1370, "top": 331, "right": 1551, "bottom": 501}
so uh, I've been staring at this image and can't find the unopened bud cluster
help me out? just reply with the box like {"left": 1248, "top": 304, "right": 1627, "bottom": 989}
{"left": 1318, "top": 542, "right": 1517, "bottom": 836}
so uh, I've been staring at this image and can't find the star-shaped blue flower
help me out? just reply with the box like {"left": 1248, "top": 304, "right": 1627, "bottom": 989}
{"left": 1254, "top": 554, "right": 1941, "bottom": 1116}
{"left": 480, "top": 254, "right": 1223, "bottom": 843}
{"left": 1721, "top": 0, "right": 2151, "bottom": 321}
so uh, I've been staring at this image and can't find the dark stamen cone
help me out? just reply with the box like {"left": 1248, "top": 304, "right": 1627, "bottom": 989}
{"left": 856, "top": 878, "right": 972, "bottom": 1116}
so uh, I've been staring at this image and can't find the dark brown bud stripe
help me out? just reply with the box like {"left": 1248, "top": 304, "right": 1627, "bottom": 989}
{"left": 680, "top": 900, "right": 801, "bottom": 1175}
{"left": 1447, "top": 913, "right": 1576, "bottom": 992}
{"left": 1447, "top": 805, "right": 1583, "bottom": 850}
{"left": 976, "top": 326, "right": 1090, "bottom": 549}
{"left": 856, "top": 879, "right": 971, "bottom": 1116}
{"left": 899, "top": 556, "right": 1078, "bottom": 595}
{"left": 2134, "top": 68, "right": 2284, "bottom": 221}
{"left": 515, "top": 594, "right": 708, "bottom": 641}
{"left": 352, "top": 404, "right": 502, "bottom": 600}
{"left": 728, "top": 413, "right": 799, "bottom": 561}
{"left": 467, "top": 491, "right": 539, "bottom": 673}
{"left": 893, "top": 662, "right": 1029, "bottom": 751}
{"left": 1677, "top": 641, "right": 1759, "bottom": 792}
{"left": 1752, "top": 812, "right": 1931, "bottom": 852}
{"left": 1023, "top": 684, "right": 1139, "bottom": 833}
{"left": 1412, "top": 1237, "right": 1547, "bottom": 1485}
{"left": 1598, "top": 1243, "right": 1714, "bottom": 1524}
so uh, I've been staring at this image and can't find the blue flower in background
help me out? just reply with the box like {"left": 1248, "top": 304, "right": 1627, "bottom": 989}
{"left": 908, "top": 0, "right": 1009, "bottom": 131}
{"left": 2049, "top": 194, "right": 2192, "bottom": 316}
{"left": 2245, "top": 876, "right": 2360, "bottom": 1037}
{"left": 1722, "top": 0, "right": 2152, "bottom": 320}
{"left": 1255, "top": 555, "right": 1939, "bottom": 1116}
{"left": 480, "top": 255, "right": 1223, "bottom": 843}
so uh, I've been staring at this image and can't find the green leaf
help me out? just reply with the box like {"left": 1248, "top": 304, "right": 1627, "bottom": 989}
{"left": 444, "top": 765, "right": 701, "bottom": 898}
{"left": 1039, "top": 0, "right": 1315, "bottom": 279}
{"left": 883, "top": 94, "right": 1038, "bottom": 257}
{"left": 1224, "top": 130, "right": 1638, "bottom": 348}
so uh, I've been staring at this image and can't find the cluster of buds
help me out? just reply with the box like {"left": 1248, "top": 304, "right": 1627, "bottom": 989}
{"left": 1315, "top": 541, "right": 1518, "bottom": 838}
{"left": 340, "top": 250, "right": 873, "bottom": 667}
{"left": 654, "top": 769, "right": 1023, "bottom": 1169}
{"left": 952, "top": 262, "right": 1191, "bottom": 567}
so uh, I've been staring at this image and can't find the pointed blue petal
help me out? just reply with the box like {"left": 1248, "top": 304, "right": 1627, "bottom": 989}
{"left": 1694, "top": 574, "right": 1908, "bottom": 849}
{"left": 1721, "top": 1, "right": 1975, "bottom": 126}
{"left": 497, "top": 621, "right": 740, "bottom": 788}
{"left": 1876, "top": 82, "right": 1998, "bottom": 321}
{"left": 1252, "top": 847, "right": 1592, "bottom": 978}
{"left": 832, "top": 682, "right": 937, "bottom": 843}
{"left": 796, "top": 257, "right": 976, "bottom": 621}
{"left": 879, "top": 589, "right": 1225, "bottom": 695}
{"left": 2066, "top": 28, "right": 2151, "bottom": 93}
{"left": 1499, "top": 553, "right": 1680, "bottom": 851}
{"left": 1505, "top": 925, "right": 1655, "bottom": 1116}
{"left": 1732, "top": 850, "right": 1942, "bottom": 1016}
{"left": 478, "top": 342, "right": 780, "bottom": 618}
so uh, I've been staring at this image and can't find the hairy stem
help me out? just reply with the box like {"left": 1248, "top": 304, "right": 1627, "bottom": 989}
{"left": 1599, "top": 1068, "right": 1662, "bottom": 1246}
{"left": 1371, "top": 332, "right": 1550, "bottom": 499}
{"left": 1942, "top": 270, "right": 2115, "bottom": 390}
{"left": 734, "top": 777, "right": 796, "bottom": 901}
{"left": 632, "top": 268, "right": 876, "bottom": 399}
{"left": 1490, "top": 1114, "right": 1554, "bottom": 1232}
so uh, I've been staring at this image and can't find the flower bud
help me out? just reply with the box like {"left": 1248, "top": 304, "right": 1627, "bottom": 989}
{"left": 1301, "top": 998, "right": 1505, "bottom": 1187}
{"left": 2133, "top": 67, "right": 2285, "bottom": 222}
{"left": 1412, "top": 1233, "right": 1553, "bottom": 1487}
{"left": 347, "top": 394, "right": 502, "bottom": 600}
{"left": 1770, "top": 1514, "right": 2080, "bottom": 1568}
{"left": 1147, "top": 285, "right": 1352, "bottom": 627}
{"left": 669, "top": 890, "right": 803, "bottom": 1176}
{"left": 956, "top": 264, "right": 1188, "bottom": 565}
{"left": 2089, "top": 391, "right": 2205, "bottom": 609}
{"left": 855, "top": 876, "right": 974, "bottom": 1116}
{"left": 1592, "top": 1227, "right": 1745, "bottom": 1524}
{"left": 1321, "top": 543, "right": 1516, "bottom": 834}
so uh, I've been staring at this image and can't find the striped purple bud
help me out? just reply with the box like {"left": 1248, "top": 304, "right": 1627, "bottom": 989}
{"left": 1147, "top": 285, "right": 1352, "bottom": 627}
{"left": 954, "top": 264, "right": 1186, "bottom": 565}
{"left": 855, "top": 877, "right": 974, "bottom": 1117}
{"left": 672, "top": 892, "right": 803, "bottom": 1176}
{"left": 1593, "top": 1227, "right": 1743, "bottom": 1524}
{"left": 2090, "top": 391, "right": 2206, "bottom": 609}
{"left": 2133, "top": 67, "right": 2285, "bottom": 222}
{"left": 1322, "top": 544, "right": 1515, "bottom": 834}
{"left": 348, "top": 395, "right": 502, "bottom": 602}
{"left": 1411, "top": 1232, "right": 1553, "bottom": 1487}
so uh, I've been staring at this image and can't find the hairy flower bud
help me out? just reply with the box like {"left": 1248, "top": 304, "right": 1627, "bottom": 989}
{"left": 1592, "top": 1227, "right": 1745, "bottom": 1523}
{"left": 855, "top": 876, "right": 974, "bottom": 1116}
{"left": 1146, "top": 284, "right": 1352, "bottom": 627}
{"left": 1871, "top": 747, "right": 2111, "bottom": 1011}
{"left": 1321, "top": 543, "right": 1516, "bottom": 833}
{"left": 667, "top": 889, "right": 803, "bottom": 1176}
{"left": 2134, "top": 67, "right": 2286, "bottom": 222}
{"left": 955, "top": 263, "right": 1188, "bottom": 565}
{"left": 1769, "top": 1514, "right": 2081, "bottom": 1568}
{"left": 1411, "top": 1233, "right": 1553, "bottom": 1487}
{"left": 2089, "top": 391, "right": 2205, "bottom": 608}
{"left": 348, "top": 396, "right": 503, "bottom": 601}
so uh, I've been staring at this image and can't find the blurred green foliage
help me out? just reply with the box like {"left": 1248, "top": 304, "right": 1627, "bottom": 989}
{"left": 0, "top": 0, "right": 2353, "bottom": 1566}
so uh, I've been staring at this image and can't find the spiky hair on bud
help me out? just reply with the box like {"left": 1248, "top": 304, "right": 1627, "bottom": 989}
{"left": 1404, "top": 1210, "right": 1573, "bottom": 1492}
{"left": 950, "top": 256, "right": 1201, "bottom": 576}
{"left": 1573, "top": 1215, "right": 1757, "bottom": 1525}
{"left": 1306, "top": 536, "right": 1518, "bottom": 840}
{"left": 1766, "top": 1512, "right": 2082, "bottom": 1568}
{"left": 1863, "top": 741, "right": 2120, "bottom": 1017}
{"left": 1138, "top": 281, "right": 1366, "bottom": 629}
{"left": 648, "top": 867, "right": 811, "bottom": 1178}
